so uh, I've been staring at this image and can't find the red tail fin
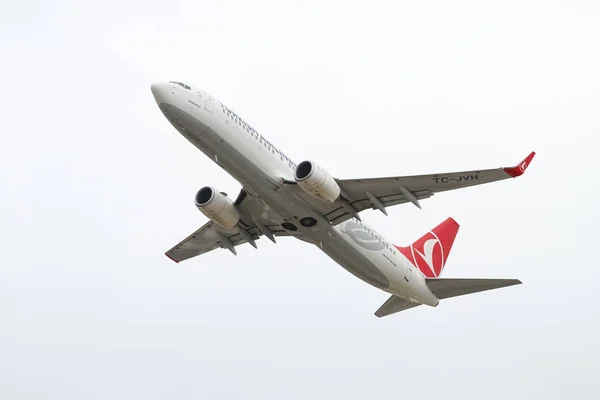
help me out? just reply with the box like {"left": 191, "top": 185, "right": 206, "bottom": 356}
{"left": 394, "top": 218, "right": 460, "bottom": 278}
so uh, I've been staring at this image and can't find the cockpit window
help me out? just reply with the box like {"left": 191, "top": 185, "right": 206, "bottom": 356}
{"left": 169, "top": 81, "right": 191, "bottom": 90}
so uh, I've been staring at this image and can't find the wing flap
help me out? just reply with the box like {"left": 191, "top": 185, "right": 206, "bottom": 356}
{"left": 324, "top": 189, "right": 433, "bottom": 224}
{"left": 426, "top": 278, "right": 522, "bottom": 300}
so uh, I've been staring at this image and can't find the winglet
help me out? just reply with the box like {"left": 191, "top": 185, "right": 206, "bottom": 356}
{"left": 503, "top": 151, "right": 536, "bottom": 178}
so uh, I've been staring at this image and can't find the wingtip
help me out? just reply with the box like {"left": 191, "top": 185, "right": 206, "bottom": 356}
{"left": 503, "top": 151, "right": 536, "bottom": 178}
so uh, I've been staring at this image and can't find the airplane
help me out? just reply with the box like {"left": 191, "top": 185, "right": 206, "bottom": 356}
{"left": 151, "top": 81, "right": 535, "bottom": 317}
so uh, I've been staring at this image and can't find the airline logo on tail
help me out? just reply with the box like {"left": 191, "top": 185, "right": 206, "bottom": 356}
{"left": 414, "top": 235, "right": 444, "bottom": 277}
{"left": 395, "top": 218, "right": 460, "bottom": 278}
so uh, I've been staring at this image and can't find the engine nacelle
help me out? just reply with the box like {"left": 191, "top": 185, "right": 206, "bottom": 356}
{"left": 195, "top": 186, "right": 240, "bottom": 229}
{"left": 294, "top": 160, "right": 341, "bottom": 203}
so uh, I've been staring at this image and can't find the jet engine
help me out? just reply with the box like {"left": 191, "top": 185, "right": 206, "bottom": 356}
{"left": 294, "top": 160, "right": 341, "bottom": 203}
{"left": 195, "top": 186, "right": 240, "bottom": 229}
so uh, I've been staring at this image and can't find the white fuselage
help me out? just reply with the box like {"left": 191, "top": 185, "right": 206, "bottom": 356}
{"left": 152, "top": 82, "right": 439, "bottom": 307}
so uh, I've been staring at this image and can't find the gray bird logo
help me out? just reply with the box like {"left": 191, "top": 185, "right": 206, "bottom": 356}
{"left": 340, "top": 221, "right": 385, "bottom": 251}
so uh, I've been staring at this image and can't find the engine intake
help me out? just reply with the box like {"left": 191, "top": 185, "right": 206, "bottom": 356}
{"left": 195, "top": 186, "right": 240, "bottom": 229}
{"left": 294, "top": 161, "right": 341, "bottom": 203}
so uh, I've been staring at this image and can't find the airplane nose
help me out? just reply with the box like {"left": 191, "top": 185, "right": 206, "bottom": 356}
{"left": 150, "top": 82, "right": 168, "bottom": 104}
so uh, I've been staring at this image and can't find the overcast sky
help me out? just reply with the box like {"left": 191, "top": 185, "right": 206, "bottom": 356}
{"left": 1, "top": 0, "right": 599, "bottom": 398}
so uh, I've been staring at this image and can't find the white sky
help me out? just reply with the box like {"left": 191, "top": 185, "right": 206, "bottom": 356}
{"left": 1, "top": 0, "right": 599, "bottom": 398}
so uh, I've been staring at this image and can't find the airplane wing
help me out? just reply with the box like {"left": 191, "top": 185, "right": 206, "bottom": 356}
{"left": 165, "top": 189, "right": 300, "bottom": 263}
{"left": 288, "top": 151, "right": 535, "bottom": 225}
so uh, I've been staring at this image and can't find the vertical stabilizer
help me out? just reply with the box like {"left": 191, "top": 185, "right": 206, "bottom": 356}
{"left": 395, "top": 218, "right": 460, "bottom": 277}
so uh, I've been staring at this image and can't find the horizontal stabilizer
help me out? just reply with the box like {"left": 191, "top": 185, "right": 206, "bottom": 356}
{"left": 375, "top": 295, "right": 422, "bottom": 318}
{"left": 426, "top": 278, "right": 522, "bottom": 300}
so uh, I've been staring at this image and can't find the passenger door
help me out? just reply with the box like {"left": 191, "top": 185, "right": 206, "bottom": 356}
{"left": 196, "top": 91, "right": 207, "bottom": 110}
{"left": 404, "top": 265, "right": 413, "bottom": 282}
{"left": 205, "top": 94, "right": 215, "bottom": 114}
